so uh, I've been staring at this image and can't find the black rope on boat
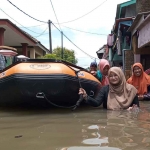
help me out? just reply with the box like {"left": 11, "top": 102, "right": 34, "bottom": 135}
{"left": 72, "top": 94, "right": 83, "bottom": 111}
{"left": 36, "top": 70, "right": 84, "bottom": 110}
{"left": 35, "top": 65, "right": 85, "bottom": 110}
{"left": 39, "top": 92, "right": 76, "bottom": 109}
{"left": 55, "top": 62, "right": 85, "bottom": 110}
{"left": 72, "top": 70, "right": 84, "bottom": 111}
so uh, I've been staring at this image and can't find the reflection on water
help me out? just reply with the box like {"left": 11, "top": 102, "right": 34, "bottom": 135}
{"left": 0, "top": 102, "right": 150, "bottom": 150}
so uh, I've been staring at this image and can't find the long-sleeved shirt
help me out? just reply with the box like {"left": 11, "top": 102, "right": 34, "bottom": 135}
{"left": 143, "top": 85, "right": 150, "bottom": 100}
{"left": 86, "top": 85, "right": 139, "bottom": 109}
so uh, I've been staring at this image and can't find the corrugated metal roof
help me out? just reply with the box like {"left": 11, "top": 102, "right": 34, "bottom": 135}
{"left": 96, "top": 45, "right": 107, "bottom": 54}
{"left": 113, "top": 17, "right": 133, "bottom": 32}
{"left": 128, "top": 11, "right": 150, "bottom": 32}
{"left": 116, "top": 0, "right": 136, "bottom": 19}
{"left": 120, "top": 0, "right": 136, "bottom": 8}
{"left": 137, "top": 14, "right": 150, "bottom": 30}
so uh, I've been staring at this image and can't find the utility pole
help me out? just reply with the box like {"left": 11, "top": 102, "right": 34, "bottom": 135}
{"left": 48, "top": 20, "right": 52, "bottom": 53}
{"left": 61, "top": 31, "right": 63, "bottom": 59}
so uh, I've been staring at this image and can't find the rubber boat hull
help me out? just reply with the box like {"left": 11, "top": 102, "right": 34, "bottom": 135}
{"left": 0, "top": 60, "right": 101, "bottom": 107}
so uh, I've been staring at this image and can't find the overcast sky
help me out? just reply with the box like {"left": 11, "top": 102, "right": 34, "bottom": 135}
{"left": 1, "top": 0, "right": 128, "bottom": 68}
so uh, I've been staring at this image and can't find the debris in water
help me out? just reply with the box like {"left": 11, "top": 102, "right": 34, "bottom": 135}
{"left": 15, "top": 135, "right": 23, "bottom": 138}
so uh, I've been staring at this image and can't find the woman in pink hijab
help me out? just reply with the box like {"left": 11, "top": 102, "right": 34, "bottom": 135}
{"left": 97, "top": 59, "right": 110, "bottom": 86}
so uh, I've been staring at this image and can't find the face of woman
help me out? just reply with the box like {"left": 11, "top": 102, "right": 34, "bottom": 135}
{"left": 90, "top": 66, "right": 97, "bottom": 71}
{"left": 133, "top": 66, "right": 142, "bottom": 77}
{"left": 108, "top": 72, "right": 120, "bottom": 85}
{"left": 102, "top": 65, "right": 109, "bottom": 76}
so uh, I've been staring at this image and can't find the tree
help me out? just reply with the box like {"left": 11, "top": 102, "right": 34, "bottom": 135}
{"left": 41, "top": 47, "right": 78, "bottom": 64}
{"left": 41, "top": 53, "right": 59, "bottom": 59}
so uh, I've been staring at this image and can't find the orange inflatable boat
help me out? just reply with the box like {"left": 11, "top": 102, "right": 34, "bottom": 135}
{"left": 0, "top": 46, "right": 101, "bottom": 107}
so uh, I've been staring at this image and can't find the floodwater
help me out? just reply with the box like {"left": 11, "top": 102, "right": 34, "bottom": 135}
{"left": 0, "top": 102, "right": 150, "bottom": 150}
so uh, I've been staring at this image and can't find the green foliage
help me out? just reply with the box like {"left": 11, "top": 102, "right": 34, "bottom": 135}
{"left": 42, "top": 53, "right": 60, "bottom": 59}
{"left": 41, "top": 47, "right": 78, "bottom": 64}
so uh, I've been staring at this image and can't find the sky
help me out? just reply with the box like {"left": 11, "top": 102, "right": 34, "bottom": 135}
{"left": 0, "top": 0, "right": 128, "bottom": 68}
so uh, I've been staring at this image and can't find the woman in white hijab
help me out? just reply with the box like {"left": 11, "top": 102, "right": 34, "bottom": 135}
{"left": 79, "top": 67, "right": 139, "bottom": 110}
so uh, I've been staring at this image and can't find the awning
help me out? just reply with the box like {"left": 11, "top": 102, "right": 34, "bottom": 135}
{"left": 0, "top": 49, "right": 18, "bottom": 56}
{"left": 0, "top": 45, "right": 17, "bottom": 51}
{"left": 17, "top": 55, "right": 29, "bottom": 59}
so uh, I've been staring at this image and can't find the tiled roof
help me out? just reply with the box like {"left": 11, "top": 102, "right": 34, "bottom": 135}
{"left": 0, "top": 19, "right": 49, "bottom": 53}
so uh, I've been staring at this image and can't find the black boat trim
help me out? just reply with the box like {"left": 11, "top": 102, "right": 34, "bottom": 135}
{"left": 0, "top": 59, "right": 88, "bottom": 73}
{"left": 0, "top": 73, "right": 100, "bottom": 85}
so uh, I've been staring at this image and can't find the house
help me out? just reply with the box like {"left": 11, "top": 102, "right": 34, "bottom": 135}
{"left": 96, "top": 0, "right": 150, "bottom": 78}
{"left": 0, "top": 19, "right": 49, "bottom": 58}
{"left": 111, "top": 0, "right": 137, "bottom": 78}
{"left": 112, "top": 0, "right": 150, "bottom": 79}
{"left": 125, "top": 0, "right": 150, "bottom": 72}
{"left": 128, "top": 12, "right": 150, "bottom": 71}
{"left": 97, "top": 0, "right": 136, "bottom": 79}
{"left": 96, "top": 45, "right": 107, "bottom": 59}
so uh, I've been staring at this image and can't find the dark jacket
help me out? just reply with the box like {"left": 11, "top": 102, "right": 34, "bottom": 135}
{"left": 86, "top": 85, "right": 139, "bottom": 109}
{"left": 143, "top": 85, "right": 150, "bottom": 100}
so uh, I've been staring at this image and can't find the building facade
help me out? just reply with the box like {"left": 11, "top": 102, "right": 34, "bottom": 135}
{"left": 0, "top": 19, "right": 49, "bottom": 58}
{"left": 97, "top": 0, "right": 136, "bottom": 79}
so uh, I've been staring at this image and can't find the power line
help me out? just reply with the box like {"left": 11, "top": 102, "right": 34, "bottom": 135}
{"left": 0, "top": 8, "right": 44, "bottom": 34}
{"left": 6, "top": 0, "right": 47, "bottom": 23}
{"left": 20, "top": 23, "right": 46, "bottom": 28}
{"left": 4, "top": 0, "right": 99, "bottom": 60}
{"left": 63, "top": 33, "right": 97, "bottom": 60}
{"left": 49, "top": 0, "right": 62, "bottom": 31}
{"left": 31, "top": 25, "right": 108, "bottom": 36}
{"left": 6, "top": 0, "right": 107, "bottom": 27}
{"left": 62, "top": 25, "right": 108, "bottom": 36}
{"left": 49, "top": 0, "right": 63, "bottom": 56}
{"left": 52, "top": 23, "right": 61, "bottom": 34}
{"left": 52, "top": 22, "right": 98, "bottom": 60}
{"left": 54, "top": 0, "right": 107, "bottom": 24}
{"left": 34, "top": 27, "right": 48, "bottom": 38}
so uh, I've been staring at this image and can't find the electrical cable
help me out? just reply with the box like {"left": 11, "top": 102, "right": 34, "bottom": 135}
{"left": 62, "top": 25, "right": 108, "bottom": 36}
{"left": 54, "top": 0, "right": 107, "bottom": 24}
{"left": 63, "top": 34, "right": 97, "bottom": 60}
{"left": 52, "top": 23, "right": 99, "bottom": 60}
{"left": 7, "top": 0, "right": 107, "bottom": 26}
{"left": 49, "top": 0, "right": 62, "bottom": 31}
{"left": 1, "top": 6, "right": 95, "bottom": 60}
{"left": 20, "top": 23, "right": 46, "bottom": 28}
{"left": 34, "top": 27, "right": 48, "bottom": 37}
{"left": 6, "top": 0, "right": 47, "bottom": 23}
{"left": 0, "top": 8, "right": 44, "bottom": 34}
{"left": 4, "top": 0, "right": 100, "bottom": 60}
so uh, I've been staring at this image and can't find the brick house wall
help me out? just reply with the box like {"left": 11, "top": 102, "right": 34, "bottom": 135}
{"left": 136, "top": 0, "right": 150, "bottom": 13}
{"left": 124, "top": 50, "right": 134, "bottom": 80}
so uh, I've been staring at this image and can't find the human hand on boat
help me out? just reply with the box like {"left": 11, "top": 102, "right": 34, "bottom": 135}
{"left": 79, "top": 88, "right": 87, "bottom": 99}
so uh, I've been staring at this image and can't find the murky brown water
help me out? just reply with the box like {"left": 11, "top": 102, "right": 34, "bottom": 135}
{"left": 0, "top": 102, "right": 150, "bottom": 150}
